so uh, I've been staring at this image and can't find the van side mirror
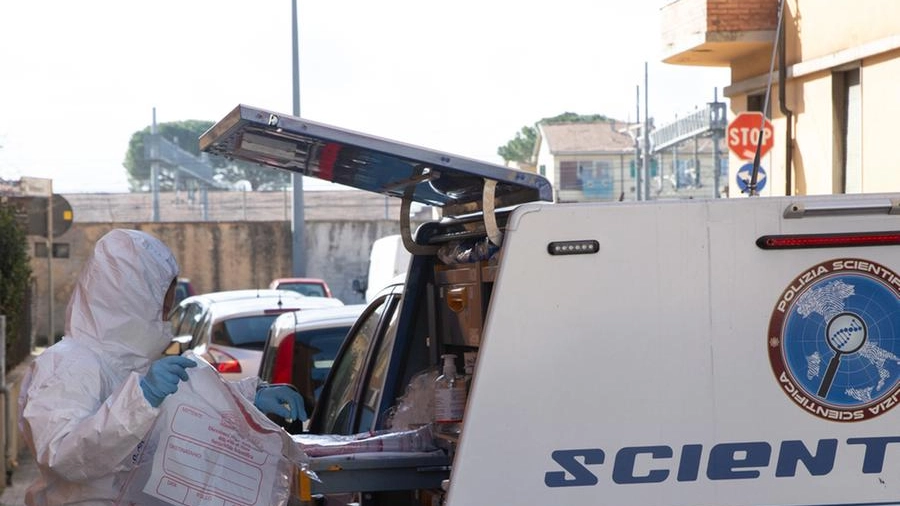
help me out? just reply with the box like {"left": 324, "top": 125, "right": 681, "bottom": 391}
{"left": 352, "top": 277, "right": 367, "bottom": 295}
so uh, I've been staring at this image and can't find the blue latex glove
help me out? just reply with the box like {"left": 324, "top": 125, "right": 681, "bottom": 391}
{"left": 140, "top": 356, "right": 197, "bottom": 407}
{"left": 254, "top": 385, "right": 307, "bottom": 422}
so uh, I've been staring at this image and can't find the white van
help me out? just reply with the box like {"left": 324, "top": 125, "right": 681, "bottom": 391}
{"left": 202, "top": 105, "right": 900, "bottom": 506}
{"left": 362, "top": 234, "right": 411, "bottom": 302}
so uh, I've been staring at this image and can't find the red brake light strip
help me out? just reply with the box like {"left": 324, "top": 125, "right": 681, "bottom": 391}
{"left": 757, "top": 231, "right": 900, "bottom": 249}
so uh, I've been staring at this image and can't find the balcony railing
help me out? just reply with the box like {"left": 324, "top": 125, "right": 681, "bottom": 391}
{"left": 650, "top": 102, "right": 727, "bottom": 151}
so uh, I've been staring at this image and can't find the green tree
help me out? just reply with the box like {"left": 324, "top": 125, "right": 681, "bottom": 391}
{"left": 497, "top": 112, "right": 612, "bottom": 165}
{"left": 124, "top": 120, "right": 290, "bottom": 191}
{"left": 497, "top": 126, "right": 537, "bottom": 165}
{"left": 0, "top": 203, "right": 32, "bottom": 369}
{"left": 541, "top": 112, "right": 610, "bottom": 124}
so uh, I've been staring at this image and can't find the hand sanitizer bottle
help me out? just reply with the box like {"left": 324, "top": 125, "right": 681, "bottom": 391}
{"left": 434, "top": 354, "right": 466, "bottom": 435}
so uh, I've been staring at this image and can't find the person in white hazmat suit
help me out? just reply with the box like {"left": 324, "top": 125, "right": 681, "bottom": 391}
{"left": 18, "top": 229, "right": 305, "bottom": 506}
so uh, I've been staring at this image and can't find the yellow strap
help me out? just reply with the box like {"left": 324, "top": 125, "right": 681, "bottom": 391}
{"left": 297, "top": 471, "right": 312, "bottom": 502}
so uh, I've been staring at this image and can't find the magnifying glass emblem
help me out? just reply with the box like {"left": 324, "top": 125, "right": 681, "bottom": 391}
{"left": 817, "top": 312, "right": 867, "bottom": 398}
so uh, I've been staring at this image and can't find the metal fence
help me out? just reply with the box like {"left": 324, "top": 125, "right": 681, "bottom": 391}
{"left": 64, "top": 190, "right": 419, "bottom": 223}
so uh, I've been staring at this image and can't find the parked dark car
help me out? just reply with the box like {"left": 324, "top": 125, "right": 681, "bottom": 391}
{"left": 258, "top": 304, "right": 367, "bottom": 428}
{"left": 173, "top": 277, "right": 196, "bottom": 305}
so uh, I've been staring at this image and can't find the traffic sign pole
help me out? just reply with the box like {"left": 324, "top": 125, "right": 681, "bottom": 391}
{"left": 46, "top": 182, "right": 54, "bottom": 344}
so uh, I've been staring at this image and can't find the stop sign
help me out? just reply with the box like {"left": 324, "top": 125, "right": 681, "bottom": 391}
{"left": 727, "top": 112, "right": 774, "bottom": 160}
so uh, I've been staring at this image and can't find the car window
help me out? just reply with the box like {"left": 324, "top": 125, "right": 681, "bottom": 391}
{"left": 171, "top": 302, "right": 204, "bottom": 337}
{"left": 184, "top": 304, "right": 207, "bottom": 335}
{"left": 357, "top": 301, "right": 401, "bottom": 432}
{"left": 168, "top": 305, "right": 187, "bottom": 334}
{"left": 316, "top": 297, "right": 389, "bottom": 435}
{"left": 280, "top": 282, "right": 326, "bottom": 297}
{"left": 212, "top": 315, "right": 282, "bottom": 349}
{"left": 193, "top": 315, "right": 213, "bottom": 349}
{"left": 291, "top": 325, "right": 352, "bottom": 406}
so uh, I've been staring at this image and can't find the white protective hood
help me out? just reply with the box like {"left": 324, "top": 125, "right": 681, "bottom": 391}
{"left": 66, "top": 228, "right": 179, "bottom": 367}
{"left": 18, "top": 229, "right": 180, "bottom": 506}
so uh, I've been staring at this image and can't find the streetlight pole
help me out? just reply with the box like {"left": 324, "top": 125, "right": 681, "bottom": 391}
{"left": 635, "top": 85, "right": 642, "bottom": 201}
{"left": 290, "top": 0, "right": 307, "bottom": 277}
{"left": 151, "top": 108, "right": 160, "bottom": 221}
{"left": 642, "top": 62, "right": 651, "bottom": 200}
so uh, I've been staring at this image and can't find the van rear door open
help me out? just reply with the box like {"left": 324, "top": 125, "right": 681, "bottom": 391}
{"left": 199, "top": 104, "right": 552, "bottom": 252}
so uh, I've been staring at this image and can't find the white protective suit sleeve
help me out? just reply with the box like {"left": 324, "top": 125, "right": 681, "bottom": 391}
{"left": 20, "top": 359, "right": 158, "bottom": 482}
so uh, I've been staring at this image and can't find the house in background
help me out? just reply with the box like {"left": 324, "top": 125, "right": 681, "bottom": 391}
{"left": 535, "top": 120, "right": 726, "bottom": 203}
{"left": 535, "top": 121, "right": 635, "bottom": 203}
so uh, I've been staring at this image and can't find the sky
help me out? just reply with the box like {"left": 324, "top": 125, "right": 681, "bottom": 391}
{"left": 0, "top": 0, "right": 730, "bottom": 193}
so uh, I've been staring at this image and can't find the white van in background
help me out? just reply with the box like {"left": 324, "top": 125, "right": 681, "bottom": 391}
{"left": 360, "top": 234, "right": 411, "bottom": 303}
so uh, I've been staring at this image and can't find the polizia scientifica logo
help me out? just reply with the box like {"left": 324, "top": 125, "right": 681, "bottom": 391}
{"left": 768, "top": 258, "right": 900, "bottom": 422}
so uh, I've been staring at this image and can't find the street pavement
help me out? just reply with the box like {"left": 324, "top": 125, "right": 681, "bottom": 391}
{"left": 1, "top": 447, "right": 37, "bottom": 506}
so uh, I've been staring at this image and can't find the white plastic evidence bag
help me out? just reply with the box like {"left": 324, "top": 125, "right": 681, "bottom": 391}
{"left": 118, "top": 352, "right": 312, "bottom": 506}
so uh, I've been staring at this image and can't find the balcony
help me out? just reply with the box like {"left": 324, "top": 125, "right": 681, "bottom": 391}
{"left": 660, "top": 0, "right": 778, "bottom": 67}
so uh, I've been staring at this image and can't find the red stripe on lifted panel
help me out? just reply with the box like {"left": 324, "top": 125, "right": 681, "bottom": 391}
{"left": 318, "top": 142, "right": 341, "bottom": 182}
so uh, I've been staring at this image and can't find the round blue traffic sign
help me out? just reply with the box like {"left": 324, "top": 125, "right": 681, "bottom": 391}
{"left": 736, "top": 163, "right": 767, "bottom": 194}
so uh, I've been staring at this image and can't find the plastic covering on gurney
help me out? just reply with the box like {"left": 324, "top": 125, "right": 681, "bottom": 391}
{"left": 291, "top": 426, "right": 450, "bottom": 497}
{"left": 288, "top": 368, "right": 453, "bottom": 497}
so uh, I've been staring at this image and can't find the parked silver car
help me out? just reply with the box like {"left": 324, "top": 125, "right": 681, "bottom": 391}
{"left": 168, "top": 289, "right": 343, "bottom": 380}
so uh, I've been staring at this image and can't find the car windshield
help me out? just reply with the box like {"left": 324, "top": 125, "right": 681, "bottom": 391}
{"left": 279, "top": 282, "right": 326, "bottom": 297}
{"left": 213, "top": 315, "right": 281, "bottom": 349}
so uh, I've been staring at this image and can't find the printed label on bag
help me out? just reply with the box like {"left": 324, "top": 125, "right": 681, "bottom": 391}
{"left": 144, "top": 403, "right": 283, "bottom": 505}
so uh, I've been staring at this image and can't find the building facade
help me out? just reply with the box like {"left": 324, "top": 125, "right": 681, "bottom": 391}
{"left": 535, "top": 120, "right": 725, "bottom": 202}
{"left": 662, "top": 0, "right": 900, "bottom": 196}
{"left": 535, "top": 121, "right": 636, "bottom": 202}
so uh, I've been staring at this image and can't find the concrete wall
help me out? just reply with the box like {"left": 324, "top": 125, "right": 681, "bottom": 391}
{"left": 28, "top": 220, "right": 402, "bottom": 341}
{"left": 786, "top": 0, "right": 900, "bottom": 62}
